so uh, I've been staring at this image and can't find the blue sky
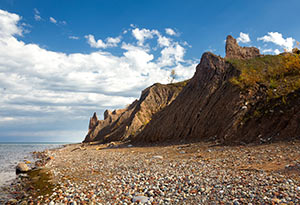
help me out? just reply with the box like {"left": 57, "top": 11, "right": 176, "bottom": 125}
{"left": 0, "top": 0, "right": 299, "bottom": 142}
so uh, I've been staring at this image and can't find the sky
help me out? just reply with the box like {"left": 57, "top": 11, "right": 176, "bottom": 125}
{"left": 0, "top": 0, "right": 299, "bottom": 142}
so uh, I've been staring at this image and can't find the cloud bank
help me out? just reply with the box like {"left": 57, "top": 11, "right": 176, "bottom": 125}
{"left": 0, "top": 9, "right": 197, "bottom": 141}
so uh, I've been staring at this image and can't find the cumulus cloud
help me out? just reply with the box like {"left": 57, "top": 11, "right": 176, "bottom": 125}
{"left": 237, "top": 32, "right": 250, "bottom": 43}
{"left": 0, "top": 9, "right": 22, "bottom": 37}
{"left": 257, "top": 32, "right": 295, "bottom": 51}
{"left": 132, "top": 28, "right": 158, "bottom": 46}
{"left": 165, "top": 28, "right": 176, "bottom": 36}
{"left": 85, "top": 34, "right": 121, "bottom": 48}
{"left": 0, "top": 10, "right": 196, "bottom": 141}
{"left": 49, "top": 17, "right": 57, "bottom": 24}
{"left": 158, "top": 43, "right": 185, "bottom": 67}
{"left": 157, "top": 35, "right": 171, "bottom": 47}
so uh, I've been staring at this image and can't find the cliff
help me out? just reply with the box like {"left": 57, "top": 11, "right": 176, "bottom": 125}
{"left": 133, "top": 35, "right": 300, "bottom": 144}
{"left": 84, "top": 35, "right": 300, "bottom": 145}
{"left": 83, "top": 81, "right": 187, "bottom": 143}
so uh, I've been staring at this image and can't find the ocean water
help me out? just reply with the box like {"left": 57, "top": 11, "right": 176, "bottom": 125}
{"left": 0, "top": 142, "right": 66, "bottom": 188}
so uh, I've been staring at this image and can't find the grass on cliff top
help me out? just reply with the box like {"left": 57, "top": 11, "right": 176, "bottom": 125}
{"left": 167, "top": 79, "right": 190, "bottom": 90}
{"left": 228, "top": 53, "right": 300, "bottom": 99}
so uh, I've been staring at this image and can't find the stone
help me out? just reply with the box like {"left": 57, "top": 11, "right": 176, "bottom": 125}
{"left": 16, "top": 162, "right": 30, "bottom": 174}
{"left": 132, "top": 195, "right": 150, "bottom": 203}
{"left": 8, "top": 199, "right": 18, "bottom": 204}
{"left": 225, "top": 35, "right": 260, "bottom": 60}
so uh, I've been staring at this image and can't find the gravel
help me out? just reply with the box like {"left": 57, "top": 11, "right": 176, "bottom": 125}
{"left": 3, "top": 141, "right": 300, "bottom": 204}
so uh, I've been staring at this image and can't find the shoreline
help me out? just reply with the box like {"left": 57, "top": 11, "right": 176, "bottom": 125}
{"left": 0, "top": 143, "right": 70, "bottom": 204}
{"left": 4, "top": 140, "right": 300, "bottom": 204}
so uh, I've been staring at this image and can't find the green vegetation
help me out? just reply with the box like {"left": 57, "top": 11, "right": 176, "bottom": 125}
{"left": 168, "top": 79, "right": 190, "bottom": 91}
{"left": 228, "top": 53, "right": 300, "bottom": 99}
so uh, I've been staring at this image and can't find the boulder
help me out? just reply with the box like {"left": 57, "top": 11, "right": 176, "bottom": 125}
{"left": 16, "top": 162, "right": 30, "bottom": 174}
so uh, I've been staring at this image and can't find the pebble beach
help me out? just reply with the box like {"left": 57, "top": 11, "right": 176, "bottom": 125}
{"left": 3, "top": 141, "right": 300, "bottom": 204}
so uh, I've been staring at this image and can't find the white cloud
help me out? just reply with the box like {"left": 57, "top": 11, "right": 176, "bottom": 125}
{"left": 262, "top": 48, "right": 274, "bottom": 53}
{"left": 157, "top": 35, "right": 171, "bottom": 47}
{"left": 132, "top": 28, "right": 159, "bottom": 46}
{"left": 165, "top": 28, "right": 176, "bottom": 36}
{"left": 0, "top": 9, "right": 22, "bottom": 37}
{"left": 34, "top": 14, "right": 41, "bottom": 21}
{"left": 237, "top": 32, "right": 250, "bottom": 43}
{"left": 158, "top": 43, "right": 185, "bottom": 67}
{"left": 257, "top": 32, "right": 295, "bottom": 51}
{"left": 0, "top": 9, "right": 196, "bottom": 141}
{"left": 34, "top": 9, "right": 42, "bottom": 21}
{"left": 85, "top": 34, "right": 121, "bottom": 48}
{"left": 34, "top": 8, "right": 40, "bottom": 15}
{"left": 106, "top": 36, "right": 121, "bottom": 45}
{"left": 49, "top": 17, "right": 57, "bottom": 24}
{"left": 261, "top": 48, "right": 280, "bottom": 55}
{"left": 69, "top": 36, "right": 79, "bottom": 40}
{"left": 274, "top": 49, "right": 280, "bottom": 55}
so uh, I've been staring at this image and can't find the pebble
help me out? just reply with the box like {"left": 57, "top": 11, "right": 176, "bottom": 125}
{"left": 132, "top": 196, "right": 150, "bottom": 203}
{"left": 5, "top": 142, "right": 300, "bottom": 204}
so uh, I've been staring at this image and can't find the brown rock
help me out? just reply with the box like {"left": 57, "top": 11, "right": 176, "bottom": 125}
{"left": 16, "top": 162, "right": 30, "bottom": 174}
{"left": 88, "top": 112, "right": 98, "bottom": 131}
{"left": 133, "top": 50, "right": 300, "bottom": 145}
{"left": 85, "top": 34, "right": 300, "bottom": 146}
{"left": 225, "top": 35, "right": 260, "bottom": 60}
{"left": 83, "top": 82, "right": 186, "bottom": 143}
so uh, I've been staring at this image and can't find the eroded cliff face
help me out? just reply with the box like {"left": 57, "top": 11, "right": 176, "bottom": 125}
{"left": 133, "top": 52, "right": 243, "bottom": 143}
{"left": 84, "top": 35, "right": 300, "bottom": 145}
{"left": 83, "top": 82, "right": 186, "bottom": 143}
{"left": 133, "top": 36, "right": 300, "bottom": 144}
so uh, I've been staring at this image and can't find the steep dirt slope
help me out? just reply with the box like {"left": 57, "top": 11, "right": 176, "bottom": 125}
{"left": 83, "top": 82, "right": 187, "bottom": 143}
{"left": 133, "top": 36, "right": 300, "bottom": 144}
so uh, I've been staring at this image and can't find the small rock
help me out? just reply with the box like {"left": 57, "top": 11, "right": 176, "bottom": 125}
{"left": 8, "top": 199, "right": 18, "bottom": 204}
{"left": 16, "top": 162, "right": 30, "bottom": 174}
{"left": 152, "top": 155, "right": 163, "bottom": 159}
{"left": 132, "top": 196, "right": 150, "bottom": 203}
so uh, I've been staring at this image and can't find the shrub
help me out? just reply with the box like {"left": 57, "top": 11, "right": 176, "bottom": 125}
{"left": 228, "top": 53, "right": 300, "bottom": 99}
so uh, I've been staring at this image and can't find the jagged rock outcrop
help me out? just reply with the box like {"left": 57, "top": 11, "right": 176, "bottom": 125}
{"left": 83, "top": 82, "right": 187, "bottom": 143}
{"left": 225, "top": 35, "right": 260, "bottom": 60}
{"left": 88, "top": 112, "right": 98, "bottom": 132}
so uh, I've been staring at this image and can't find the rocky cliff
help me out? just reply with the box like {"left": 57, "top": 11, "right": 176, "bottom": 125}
{"left": 83, "top": 82, "right": 187, "bottom": 143}
{"left": 132, "top": 35, "right": 300, "bottom": 144}
{"left": 84, "top": 35, "right": 300, "bottom": 145}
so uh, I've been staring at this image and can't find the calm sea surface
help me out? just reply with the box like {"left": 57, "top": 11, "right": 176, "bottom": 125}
{"left": 0, "top": 142, "right": 66, "bottom": 188}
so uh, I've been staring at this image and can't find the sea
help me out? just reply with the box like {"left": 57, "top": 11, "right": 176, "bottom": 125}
{"left": 0, "top": 142, "right": 66, "bottom": 188}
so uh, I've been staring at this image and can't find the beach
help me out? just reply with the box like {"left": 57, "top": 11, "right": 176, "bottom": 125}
{"left": 4, "top": 140, "right": 300, "bottom": 204}
{"left": 0, "top": 143, "right": 65, "bottom": 204}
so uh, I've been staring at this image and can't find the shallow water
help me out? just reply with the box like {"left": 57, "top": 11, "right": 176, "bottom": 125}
{"left": 0, "top": 142, "right": 65, "bottom": 187}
